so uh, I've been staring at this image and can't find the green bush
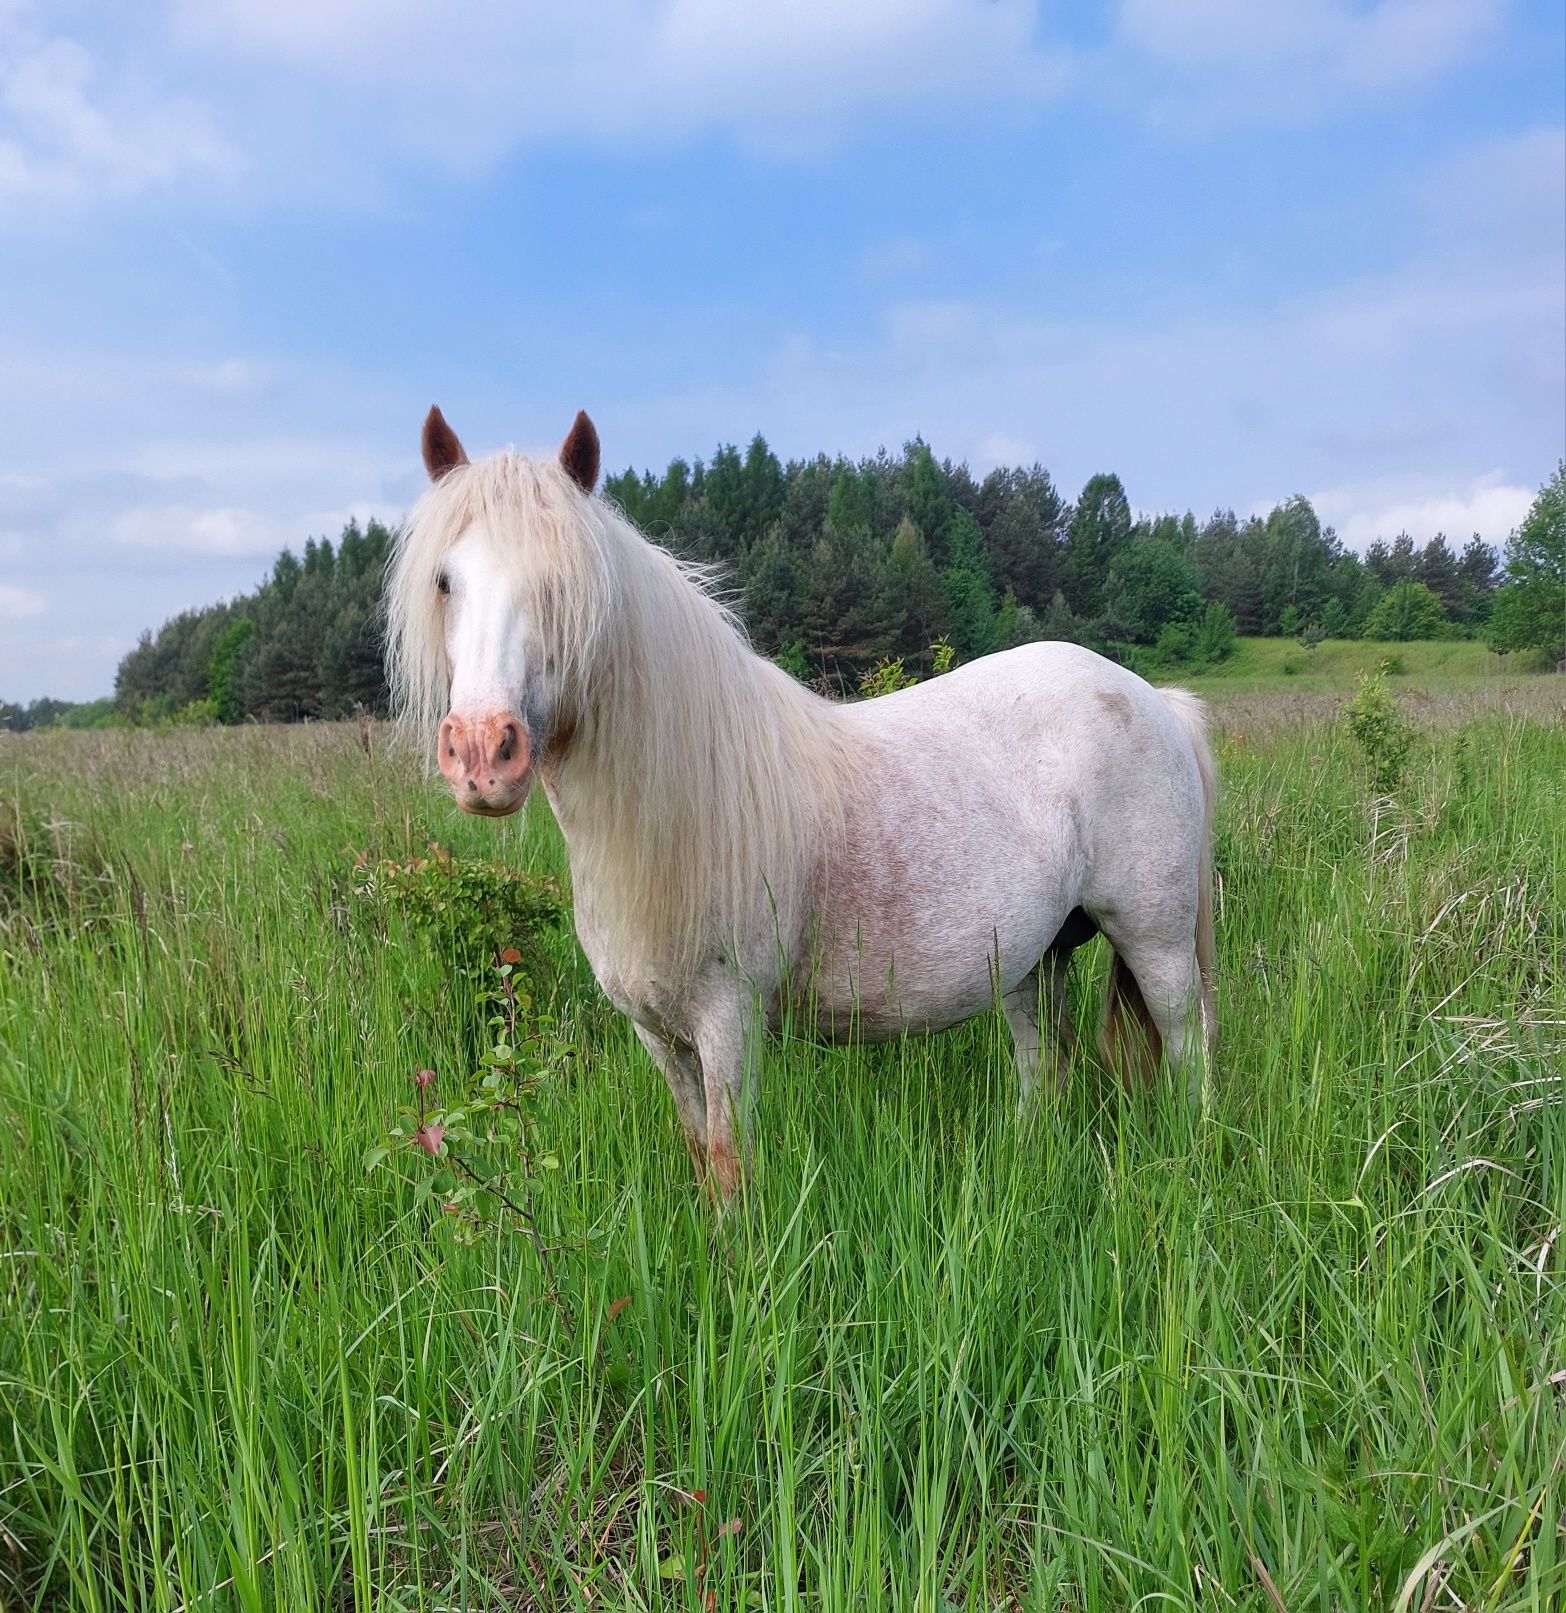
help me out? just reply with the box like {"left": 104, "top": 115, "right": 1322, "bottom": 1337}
{"left": 858, "top": 656, "right": 917, "bottom": 697}
{"left": 349, "top": 844, "right": 568, "bottom": 989}
{"left": 1193, "top": 601, "right": 1238, "bottom": 664}
{"left": 1363, "top": 581, "right": 1449, "bottom": 642}
{"left": 1345, "top": 665, "right": 1415, "bottom": 792}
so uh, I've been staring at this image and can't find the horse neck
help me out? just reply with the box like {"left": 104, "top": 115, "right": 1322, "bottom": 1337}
{"left": 542, "top": 535, "right": 852, "bottom": 977}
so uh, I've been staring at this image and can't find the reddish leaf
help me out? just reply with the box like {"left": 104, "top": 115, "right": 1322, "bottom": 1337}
{"left": 606, "top": 1295, "right": 632, "bottom": 1324}
{"left": 714, "top": 1516, "right": 743, "bottom": 1539}
{"left": 499, "top": 947, "right": 522, "bottom": 964}
{"left": 412, "top": 1068, "right": 436, "bottom": 1090}
{"left": 412, "top": 1123, "right": 445, "bottom": 1156}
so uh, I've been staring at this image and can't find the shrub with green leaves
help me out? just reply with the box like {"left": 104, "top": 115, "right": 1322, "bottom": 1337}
{"left": 1363, "top": 580, "right": 1450, "bottom": 642}
{"left": 1345, "top": 663, "right": 1416, "bottom": 792}
{"left": 858, "top": 656, "right": 918, "bottom": 697}
{"left": 366, "top": 953, "right": 584, "bottom": 1330}
{"left": 348, "top": 842, "right": 567, "bottom": 984}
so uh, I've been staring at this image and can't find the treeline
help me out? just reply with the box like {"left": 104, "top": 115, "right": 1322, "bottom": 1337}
{"left": 604, "top": 442, "right": 1506, "bottom": 685}
{"left": 8, "top": 443, "right": 1559, "bottom": 732}
{"left": 0, "top": 697, "right": 117, "bottom": 734}
{"left": 110, "top": 520, "right": 393, "bottom": 724}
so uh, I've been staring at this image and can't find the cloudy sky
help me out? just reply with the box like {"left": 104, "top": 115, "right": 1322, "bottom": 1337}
{"left": 1, "top": 0, "right": 1562, "bottom": 700}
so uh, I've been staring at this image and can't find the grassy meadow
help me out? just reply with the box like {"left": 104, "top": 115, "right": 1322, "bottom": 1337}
{"left": 1, "top": 667, "right": 1563, "bottom": 1610}
{"left": 1178, "top": 635, "right": 1555, "bottom": 693}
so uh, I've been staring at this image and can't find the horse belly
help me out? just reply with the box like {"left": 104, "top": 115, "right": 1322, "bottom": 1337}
{"left": 799, "top": 865, "right": 1068, "bottom": 1041}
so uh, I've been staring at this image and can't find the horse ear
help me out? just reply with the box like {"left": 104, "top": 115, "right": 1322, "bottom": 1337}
{"left": 559, "top": 410, "right": 600, "bottom": 494}
{"left": 422, "top": 405, "right": 468, "bottom": 482}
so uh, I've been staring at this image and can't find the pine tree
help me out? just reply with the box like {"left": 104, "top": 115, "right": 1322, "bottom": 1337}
{"left": 742, "top": 526, "right": 805, "bottom": 656}
{"left": 1061, "top": 474, "right": 1132, "bottom": 618}
{"left": 801, "top": 523, "right": 896, "bottom": 683}
{"left": 1415, "top": 535, "right": 1464, "bottom": 620}
{"left": 1454, "top": 536, "right": 1500, "bottom": 625}
{"left": 941, "top": 510, "right": 997, "bottom": 658}
{"left": 319, "top": 604, "right": 385, "bottom": 715}
{"left": 984, "top": 492, "right": 1060, "bottom": 612}
{"left": 904, "top": 442, "right": 953, "bottom": 565}
{"left": 883, "top": 518, "right": 949, "bottom": 663}
{"left": 827, "top": 462, "right": 878, "bottom": 535}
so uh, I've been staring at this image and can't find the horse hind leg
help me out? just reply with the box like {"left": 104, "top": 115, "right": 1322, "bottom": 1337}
{"left": 1099, "top": 942, "right": 1208, "bottom": 1102}
{"left": 1006, "top": 948, "right": 1079, "bottom": 1118}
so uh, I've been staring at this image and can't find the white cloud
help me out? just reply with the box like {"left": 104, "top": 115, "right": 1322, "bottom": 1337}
{"left": 1115, "top": 0, "right": 1504, "bottom": 124}
{"left": 171, "top": 0, "right": 1069, "bottom": 163}
{"left": 1310, "top": 473, "right": 1534, "bottom": 553}
{"left": 109, "top": 498, "right": 401, "bottom": 558}
{"left": 0, "top": 10, "right": 235, "bottom": 218}
{"left": 0, "top": 581, "right": 45, "bottom": 617}
{"left": 976, "top": 431, "right": 1045, "bottom": 467}
{"left": 109, "top": 503, "right": 295, "bottom": 557}
{"left": 114, "top": 435, "right": 402, "bottom": 488}
{"left": 1420, "top": 125, "right": 1566, "bottom": 262}
{"left": 857, "top": 237, "right": 932, "bottom": 283}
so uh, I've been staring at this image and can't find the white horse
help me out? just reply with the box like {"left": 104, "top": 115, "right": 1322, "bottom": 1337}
{"left": 387, "top": 407, "right": 1217, "bottom": 1199}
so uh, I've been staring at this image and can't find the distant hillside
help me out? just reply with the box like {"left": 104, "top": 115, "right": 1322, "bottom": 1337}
{"left": 1181, "top": 637, "right": 1539, "bottom": 694}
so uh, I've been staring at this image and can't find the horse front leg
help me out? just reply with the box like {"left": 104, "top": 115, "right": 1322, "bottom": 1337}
{"left": 692, "top": 991, "right": 758, "bottom": 1206}
{"left": 633, "top": 1024, "right": 708, "bottom": 1181}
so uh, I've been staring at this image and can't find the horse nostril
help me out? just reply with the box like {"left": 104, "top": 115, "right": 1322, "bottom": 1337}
{"left": 467, "top": 780, "right": 477, "bottom": 792}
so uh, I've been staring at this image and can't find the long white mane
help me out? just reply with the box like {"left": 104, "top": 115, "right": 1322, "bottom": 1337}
{"left": 385, "top": 450, "right": 858, "bottom": 978}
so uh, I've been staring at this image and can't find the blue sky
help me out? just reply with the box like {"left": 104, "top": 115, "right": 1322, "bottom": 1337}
{"left": 1, "top": 0, "right": 1562, "bottom": 701}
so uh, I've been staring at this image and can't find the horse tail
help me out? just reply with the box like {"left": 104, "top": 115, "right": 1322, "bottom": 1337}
{"left": 1099, "top": 953, "right": 1163, "bottom": 1086}
{"left": 1159, "top": 687, "right": 1218, "bottom": 1055}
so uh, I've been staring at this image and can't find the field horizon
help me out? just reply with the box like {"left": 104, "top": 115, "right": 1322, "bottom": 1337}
{"left": 6, "top": 631, "right": 1561, "bottom": 735}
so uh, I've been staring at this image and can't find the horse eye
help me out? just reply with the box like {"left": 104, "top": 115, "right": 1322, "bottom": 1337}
{"left": 436, "top": 573, "right": 450, "bottom": 596}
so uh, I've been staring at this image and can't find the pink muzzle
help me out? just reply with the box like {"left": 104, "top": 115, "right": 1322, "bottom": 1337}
{"left": 437, "top": 712, "right": 532, "bottom": 815}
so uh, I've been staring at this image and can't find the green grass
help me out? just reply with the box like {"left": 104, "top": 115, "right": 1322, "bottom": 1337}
{"left": 1183, "top": 636, "right": 1540, "bottom": 695}
{"left": 1, "top": 702, "right": 1563, "bottom": 1610}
